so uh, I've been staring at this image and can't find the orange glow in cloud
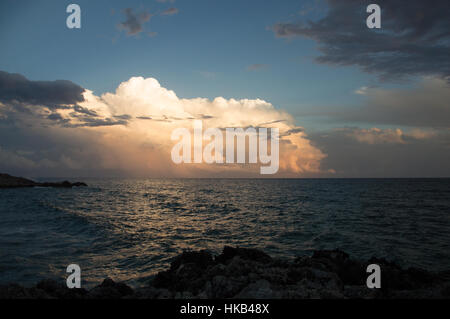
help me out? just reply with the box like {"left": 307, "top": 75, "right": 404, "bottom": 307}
{"left": 73, "top": 76, "right": 327, "bottom": 177}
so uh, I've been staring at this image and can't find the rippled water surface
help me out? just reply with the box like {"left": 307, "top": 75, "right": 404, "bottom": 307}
{"left": 1, "top": 178, "right": 450, "bottom": 287}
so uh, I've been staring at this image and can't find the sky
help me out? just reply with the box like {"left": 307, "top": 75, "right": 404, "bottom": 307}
{"left": 0, "top": 0, "right": 449, "bottom": 178}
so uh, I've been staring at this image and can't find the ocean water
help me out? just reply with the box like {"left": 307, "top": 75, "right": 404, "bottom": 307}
{"left": 1, "top": 178, "right": 450, "bottom": 288}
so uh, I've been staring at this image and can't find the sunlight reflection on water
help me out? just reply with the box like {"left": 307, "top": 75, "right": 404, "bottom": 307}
{"left": 1, "top": 178, "right": 450, "bottom": 287}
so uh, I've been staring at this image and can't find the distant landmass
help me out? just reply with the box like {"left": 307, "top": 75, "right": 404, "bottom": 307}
{"left": 0, "top": 173, "right": 87, "bottom": 188}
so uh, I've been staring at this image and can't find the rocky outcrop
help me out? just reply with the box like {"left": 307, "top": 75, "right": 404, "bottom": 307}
{"left": 1, "top": 247, "right": 449, "bottom": 299}
{"left": 0, "top": 173, "right": 87, "bottom": 188}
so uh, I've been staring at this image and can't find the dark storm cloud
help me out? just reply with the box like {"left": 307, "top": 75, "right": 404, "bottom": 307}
{"left": 272, "top": 0, "right": 450, "bottom": 80}
{"left": 73, "top": 105, "right": 98, "bottom": 117}
{"left": 0, "top": 71, "right": 85, "bottom": 108}
{"left": 258, "top": 119, "right": 287, "bottom": 126}
{"left": 0, "top": 71, "right": 129, "bottom": 129}
{"left": 113, "top": 114, "right": 132, "bottom": 120}
{"left": 64, "top": 117, "right": 128, "bottom": 128}
{"left": 47, "top": 113, "right": 64, "bottom": 121}
{"left": 135, "top": 114, "right": 204, "bottom": 121}
{"left": 198, "top": 114, "right": 214, "bottom": 119}
{"left": 282, "top": 127, "right": 305, "bottom": 137}
{"left": 118, "top": 8, "right": 152, "bottom": 36}
{"left": 139, "top": 115, "right": 202, "bottom": 123}
{"left": 136, "top": 115, "right": 170, "bottom": 122}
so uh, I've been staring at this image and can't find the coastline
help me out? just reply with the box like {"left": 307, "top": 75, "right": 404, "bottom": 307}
{"left": 1, "top": 246, "right": 449, "bottom": 299}
{"left": 0, "top": 173, "right": 87, "bottom": 188}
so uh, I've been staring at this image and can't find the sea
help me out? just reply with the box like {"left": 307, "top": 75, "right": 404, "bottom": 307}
{"left": 1, "top": 178, "right": 449, "bottom": 288}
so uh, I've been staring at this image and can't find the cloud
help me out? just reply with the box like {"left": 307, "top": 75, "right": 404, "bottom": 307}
{"left": 198, "top": 114, "right": 214, "bottom": 120}
{"left": 118, "top": 8, "right": 152, "bottom": 36}
{"left": 198, "top": 71, "right": 216, "bottom": 79}
{"left": 73, "top": 105, "right": 98, "bottom": 117}
{"left": 336, "top": 127, "right": 436, "bottom": 145}
{"left": 95, "top": 76, "right": 326, "bottom": 176}
{"left": 272, "top": 0, "right": 450, "bottom": 81}
{"left": 0, "top": 70, "right": 85, "bottom": 108}
{"left": 113, "top": 114, "right": 132, "bottom": 120}
{"left": 0, "top": 73, "right": 326, "bottom": 177}
{"left": 310, "top": 127, "right": 450, "bottom": 177}
{"left": 0, "top": 71, "right": 131, "bottom": 129}
{"left": 47, "top": 113, "right": 64, "bottom": 121}
{"left": 299, "top": 77, "right": 450, "bottom": 129}
{"left": 321, "top": 77, "right": 450, "bottom": 128}
{"left": 354, "top": 86, "right": 371, "bottom": 95}
{"left": 246, "top": 64, "right": 269, "bottom": 72}
{"left": 63, "top": 117, "right": 129, "bottom": 128}
{"left": 161, "top": 7, "right": 179, "bottom": 16}
{"left": 2, "top": 73, "right": 449, "bottom": 178}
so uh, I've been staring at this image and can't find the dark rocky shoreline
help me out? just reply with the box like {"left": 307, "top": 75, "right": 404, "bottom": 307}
{"left": 0, "top": 173, "right": 87, "bottom": 188}
{"left": 1, "top": 246, "right": 450, "bottom": 299}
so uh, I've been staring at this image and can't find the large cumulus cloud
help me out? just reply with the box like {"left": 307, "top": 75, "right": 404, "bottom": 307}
{"left": 0, "top": 73, "right": 326, "bottom": 177}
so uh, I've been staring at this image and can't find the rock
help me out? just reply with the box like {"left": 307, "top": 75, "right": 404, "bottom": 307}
{"left": 133, "top": 286, "right": 174, "bottom": 299}
{"left": 224, "top": 256, "right": 255, "bottom": 277}
{"left": 170, "top": 250, "right": 215, "bottom": 271}
{"left": 175, "top": 290, "right": 194, "bottom": 299}
{"left": 216, "top": 246, "right": 272, "bottom": 264}
{"left": 234, "top": 279, "right": 280, "bottom": 299}
{"left": 0, "top": 284, "right": 47, "bottom": 299}
{"left": 311, "top": 249, "right": 366, "bottom": 285}
{"left": 366, "top": 257, "right": 439, "bottom": 291}
{"left": 156, "top": 288, "right": 173, "bottom": 299}
{"left": 36, "top": 279, "right": 87, "bottom": 299}
{"left": 0, "top": 173, "right": 36, "bottom": 188}
{"left": 0, "top": 173, "right": 87, "bottom": 188}
{"left": 153, "top": 250, "right": 214, "bottom": 295}
{"left": 441, "top": 284, "right": 450, "bottom": 297}
{"left": 87, "top": 278, "right": 134, "bottom": 299}
{"left": 344, "top": 285, "right": 381, "bottom": 299}
{"left": 1, "top": 246, "right": 449, "bottom": 299}
{"left": 37, "top": 181, "right": 88, "bottom": 188}
{"left": 0, "top": 280, "right": 88, "bottom": 299}
{"left": 204, "top": 275, "right": 247, "bottom": 298}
